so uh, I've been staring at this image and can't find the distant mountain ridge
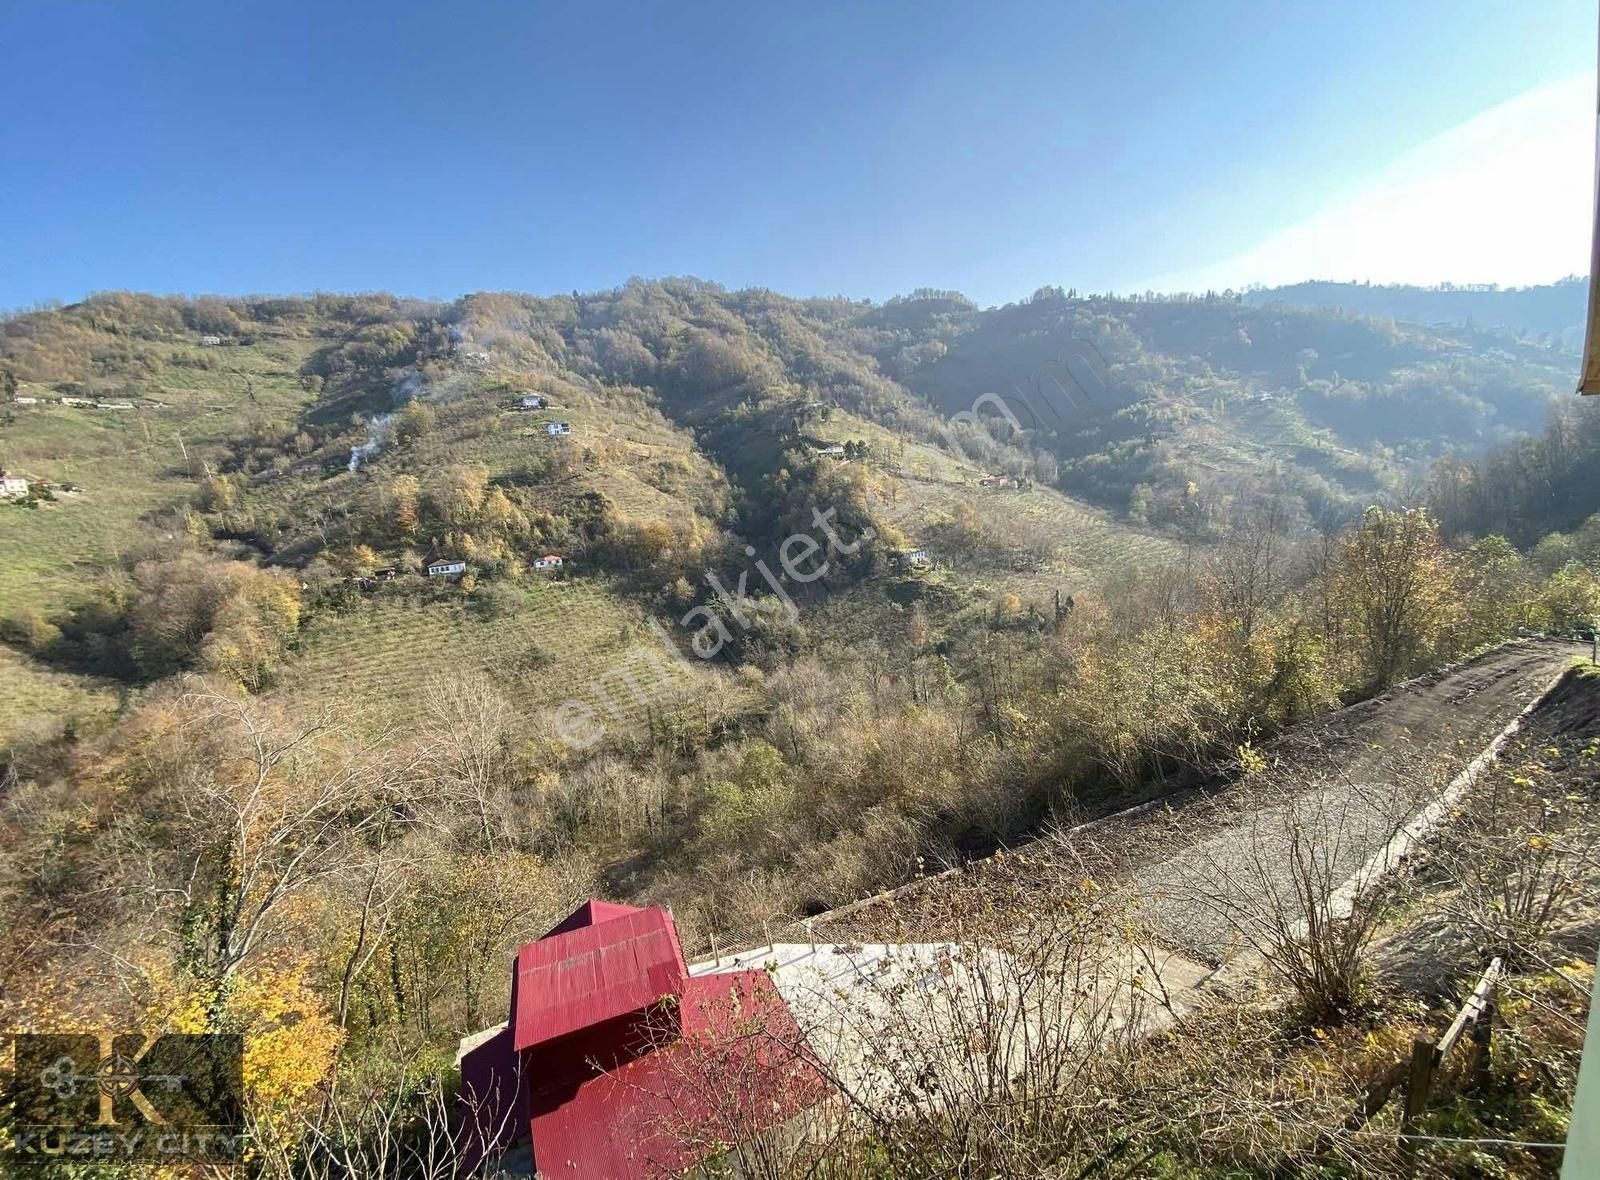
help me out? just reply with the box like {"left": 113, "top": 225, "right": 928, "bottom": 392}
{"left": 1242, "top": 277, "right": 1588, "bottom": 342}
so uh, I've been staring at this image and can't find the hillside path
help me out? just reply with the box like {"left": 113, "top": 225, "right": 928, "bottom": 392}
{"left": 1117, "top": 640, "right": 1582, "bottom": 962}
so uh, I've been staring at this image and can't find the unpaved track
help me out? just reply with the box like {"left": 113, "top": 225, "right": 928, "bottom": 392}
{"left": 1120, "top": 640, "right": 1582, "bottom": 962}
{"left": 804, "top": 641, "right": 1583, "bottom": 960}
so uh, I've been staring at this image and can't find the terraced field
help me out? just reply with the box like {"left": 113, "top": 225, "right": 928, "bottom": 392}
{"left": 273, "top": 576, "right": 744, "bottom": 740}
{"left": 820, "top": 406, "right": 1179, "bottom": 586}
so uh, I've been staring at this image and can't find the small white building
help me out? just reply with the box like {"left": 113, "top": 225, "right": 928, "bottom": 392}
{"left": 12, "top": 395, "right": 38, "bottom": 406}
{"left": 519, "top": 393, "right": 545, "bottom": 409}
{"left": 546, "top": 421, "right": 571, "bottom": 436}
{"left": 424, "top": 559, "right": 467, "bottom": 578}
{"left": 906, "top": 549, "right": 932, "bottom": 570}
{"left": 817, "top": 444, "right": 846, "bottom": 457}
{"left": 533, "top": 554, "right": 564, "bottom": 570}
{"left": 0, "top": 471, "right": 30, "bottom": 499}
{"left": 200, "top": 335, "right": 223, "bottom": 346}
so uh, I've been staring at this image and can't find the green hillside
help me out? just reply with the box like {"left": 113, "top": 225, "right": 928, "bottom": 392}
{"left": 0, "top": 281, "right": 1582, "bottom": 745}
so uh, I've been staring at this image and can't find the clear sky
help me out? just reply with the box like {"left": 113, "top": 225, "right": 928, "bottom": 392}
{"left": 0, "top": 0, "right": 1594, "bottom": 309}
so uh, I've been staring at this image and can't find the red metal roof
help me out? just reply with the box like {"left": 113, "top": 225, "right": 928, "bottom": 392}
{"left": 512, "top": 904, "right": 686, "bottom": 1052}
{"left": 460, "top": 899, "right": 827, "bottom": 1178}
{"left": 540, "top": 899, "right": 643, "bottom": 939}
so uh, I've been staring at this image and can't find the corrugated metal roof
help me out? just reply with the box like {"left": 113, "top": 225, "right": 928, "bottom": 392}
{"left": 513, "top": 905, "right": 686, "bottom": 1052}
{"left": 460, "top": 899, "right": 828, "bottom": 1179}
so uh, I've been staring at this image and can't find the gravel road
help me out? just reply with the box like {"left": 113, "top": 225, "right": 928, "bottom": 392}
{"left": 1123, "top": 640, "right": 1581, "bottom": 961}
{"left": 801, "top": 641, "right": 1582, "bottom": 967}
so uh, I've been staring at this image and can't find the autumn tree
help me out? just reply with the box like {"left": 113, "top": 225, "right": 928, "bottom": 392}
{"left": 480, "top": 485, "right": 527, "bottom": 538}
{"left": 1457, "top": 534, "right": 1535, "bottom": 647}
{"left": 441, "top": 465, "right": 489, "bottom": 527}
{"left": 394, "top": 399, "right": 435, "bottom": 445}
{"left": 105, "top": 684, "right": 434, "bottom": 1006}
{"left": 124, "top": 554, "right": 302, "bottom": 689}
{"left": 387, "top": 474, "right": 421, "bottom": 538}
{"left": 1331, "top": 506, "right": 1457, "bottom": 688}
{"left": 1536, "top": 560, "right": 1600, "bottom": 634}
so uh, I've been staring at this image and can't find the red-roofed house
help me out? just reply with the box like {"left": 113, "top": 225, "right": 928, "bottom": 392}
{"left": 457, "top": 900, "right": 826, "bottom": 1178}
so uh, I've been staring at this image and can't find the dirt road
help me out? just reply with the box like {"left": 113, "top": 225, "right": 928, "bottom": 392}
{"left": 803, "top": 641, "right": 1583, "bottom": 961}
{"left": 1117, "top": 640, "right": 1583, "bottom": 961}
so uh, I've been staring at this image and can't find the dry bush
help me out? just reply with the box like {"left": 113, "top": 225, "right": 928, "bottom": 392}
{"left": 293, "top": 1044, "right": 524, "bottom": 1180}
{"left": 1435, "top": 735, "right": 1600, "bottom": 968}
{"left": 1161, "top": 742, "right": 1444, "bottom": 1024}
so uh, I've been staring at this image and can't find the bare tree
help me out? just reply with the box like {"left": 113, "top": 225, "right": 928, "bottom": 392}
{"left": 1159, "top": 741, "right": 1443, "bottom": 1023}
{"left": 294, "top": 1039, "right": 525, "bottom": 1180}
{"left": 107, "top": 682, "right": 434, "bottom": 1002}
{"left": 1207, "top": 503, "right": 1286, "bottom": 641}
{"left": 421, "top": 672, "right": 515, "bottom": 849}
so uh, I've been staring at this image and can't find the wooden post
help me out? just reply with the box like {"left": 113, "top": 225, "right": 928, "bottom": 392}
{"left": 1466, "top": 996, "right": 1495, "bottom": 1092}
{"left": 1401, "top": 1035, "right": 1439, "bottom": 1157}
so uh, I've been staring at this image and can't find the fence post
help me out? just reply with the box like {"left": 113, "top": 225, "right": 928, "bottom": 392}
{"left": 1401, "top": 1035, "right": 1439, "bottom": 1158}
{"left": 1466, "top": 996, "right": 1495, "bottom": 1091}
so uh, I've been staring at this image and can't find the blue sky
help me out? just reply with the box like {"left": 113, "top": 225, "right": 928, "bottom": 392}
{"left": 0, "top": 0, "right": 1593, "bottom": 308}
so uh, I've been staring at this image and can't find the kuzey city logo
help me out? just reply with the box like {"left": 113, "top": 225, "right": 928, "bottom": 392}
{"left": 4, "top": 1031, "right": 244, "bottom": 1163}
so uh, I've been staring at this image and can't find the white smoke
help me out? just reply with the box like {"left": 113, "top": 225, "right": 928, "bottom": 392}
{"left": 392, "top": 371, "right": 425, "bottom": 403}
{"left": 348, "top": 413, "right": 394, "bottom": 471}
{"left": 347, "top": 370, "right": 425, "bottom": 472}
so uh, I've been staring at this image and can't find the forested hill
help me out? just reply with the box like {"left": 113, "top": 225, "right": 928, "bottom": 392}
{"left": 7, "top": 285, "right": 1600, "bottom": 1143}
{"left": 1243, "top": 277, "right": 1588, "bottom": 342}
{"left": 0, "top": 283, "right": 1581, "bottom": 559}
{"left": 876, "top": 286, "right": 1574, "bottom": 529}
{"left": 1432, "top": 393, "right": 1600, "bottom": 549}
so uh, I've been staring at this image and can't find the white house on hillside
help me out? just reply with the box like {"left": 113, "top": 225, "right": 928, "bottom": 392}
{"left": 533, "top": 554, "right": 563, "bottom": 570}
{"left": 519, "top": 393, "right": 545, "bottom": 409}
{"left": 0, "top": 471, "right": 29, "bottom": 499}
{"left": 546, "top": 421, "right": 571, "bottom": 436}
{"left": 425, "top": 558, "right": 467, "bottom": 578}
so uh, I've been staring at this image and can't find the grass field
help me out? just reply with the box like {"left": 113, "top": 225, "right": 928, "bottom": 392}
{"left": 272, "top": 575, "right": 743, "bottom": 741}
{"left": 816, "top": 407, "right": 1181, "bottom": 595}
{"left": 0, "top": 333, "right": 319, "bottom": 614}
{"left": 0, "top": 646, "right": 122, "bottom": 744}
{"left": 0, "top": 330, "right": 324, "bottom": 739}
